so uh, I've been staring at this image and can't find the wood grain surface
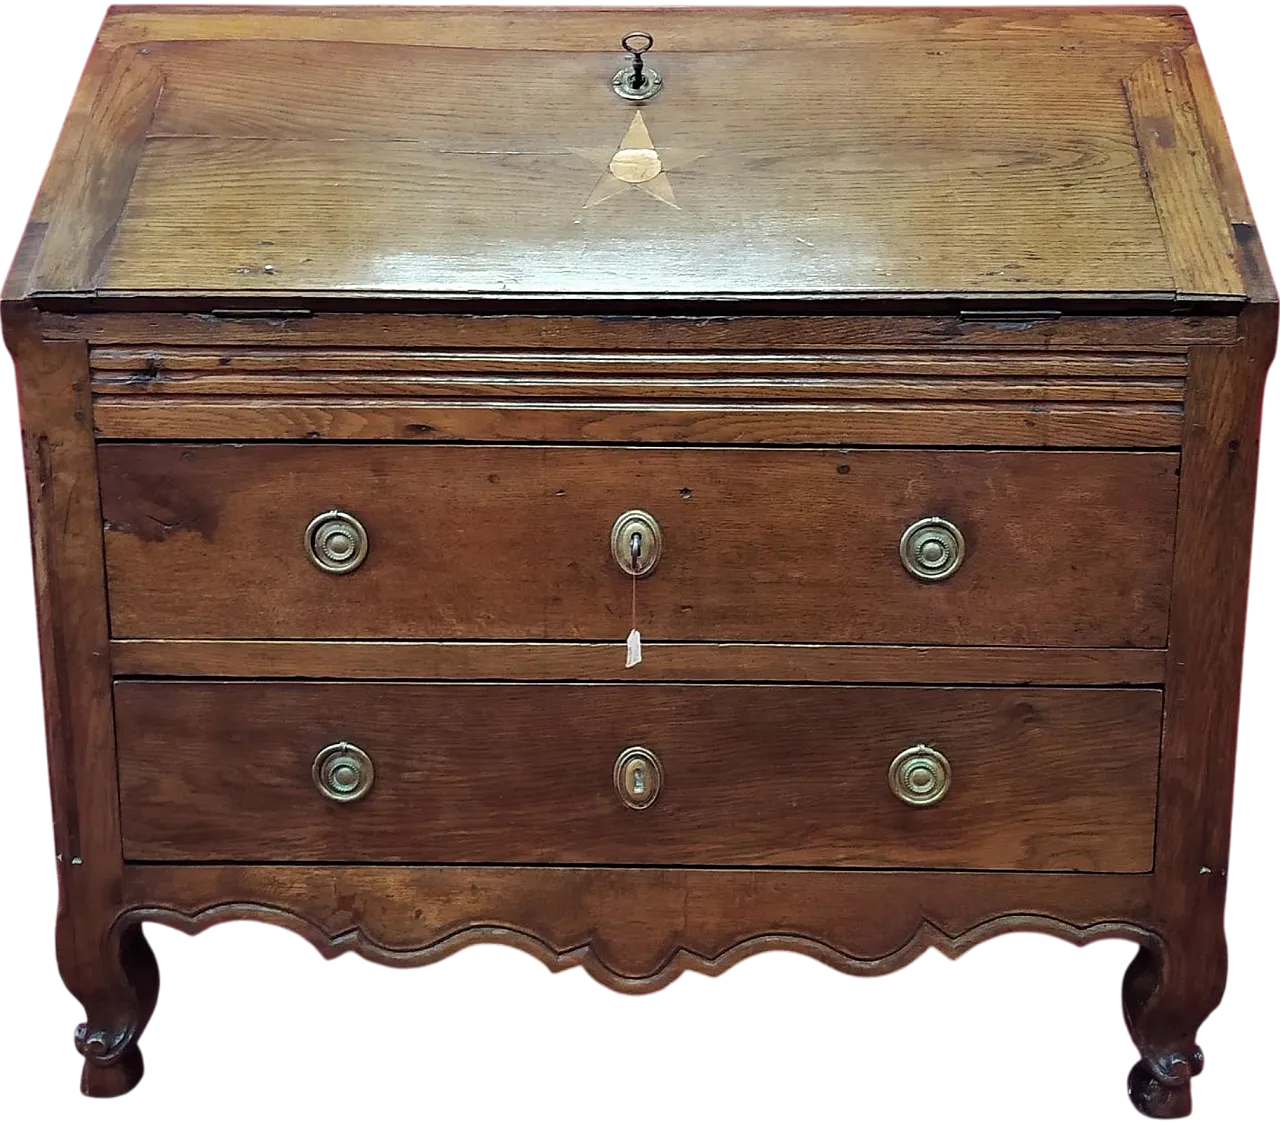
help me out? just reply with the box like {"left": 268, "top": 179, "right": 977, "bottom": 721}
{"left": 121, "top": 862, "right": 1160, "bottom": 993}
{"left": 84, "top": 332, "right": 1190, "bottom": 451}
{"left": 90, "top": 375, "right": 1188, "bottom": 402}
{"left": 98, "top": 444, "right": 1180, "bottom": 645}
{"left": 107, "top": 638, "right": 1167, "bottom": 685}
{"left": 46, "top": 310, "right": 1239, "bottom": 350}
{"left": 27, "top": 48, "right": 164, "bottom": 294}
{"left": 95, "top": 7, "right": 1197, "bottom": 52}
{"left": 2, "top": 5, "right": 1274, "bottom": 1110}
{"left": 5, "top": 6, "right": 1265, "bottom": 303}
{"left": 1121, "top": 302, "right": 1279, "bottom": 1115}
{"left": 88, "top": 346, "right": 1191, "bottom": 380}
{"left": 1124, "top": 48, "right": 1244, "bottom": 298}
{"left": 114, "top": 681, "right": 1162, "bottom": 871}
{"left": 3, "top": 311, "right": 157, "bottom": 1096}
{"left": 90, "top": 396, "right": 1184, "bottom": 446}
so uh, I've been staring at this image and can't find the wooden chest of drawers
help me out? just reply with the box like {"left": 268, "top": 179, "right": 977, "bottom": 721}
{"left": 4, "top": 6, "right": 1274, "bottom": 1116}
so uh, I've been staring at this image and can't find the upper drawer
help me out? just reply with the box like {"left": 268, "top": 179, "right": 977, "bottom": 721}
{"left": 99, "top": 444, "right": 1178, "bottom": 646}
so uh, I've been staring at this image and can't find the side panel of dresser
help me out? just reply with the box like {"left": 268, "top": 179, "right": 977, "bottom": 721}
{"left": 2, "top": 307, "right": 156, "bottom": 1097}
{"left": 1123, "top": 301, "right": 1277, "bottom": 1115}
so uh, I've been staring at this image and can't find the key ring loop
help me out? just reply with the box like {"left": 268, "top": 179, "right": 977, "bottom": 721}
{"left": 621, "top": 31, "right": 654, "bottom": 55}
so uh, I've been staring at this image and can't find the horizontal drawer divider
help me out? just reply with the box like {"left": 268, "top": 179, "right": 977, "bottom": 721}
{"left": 122, "top": 858, "right": 1156, "bottom": 876}
{"left": 90, "top": 377, "right": 1188, "bottom": 404}
{"left": 111, "top": 639, "right": 1169, "bottom": 648}
{"left": 87, "top": 347, "right": 1191, "bottom": 378}
{"left": 92, "top": 395, "right": 1184, "bottom": 446}
{"left": 109, "top": 640, "right": 1166, "bottom": 685}
{"left": 111, "top": 677, "right": 1167, "bottom": 690}
{"left": 94, "top": 438, "right": 1184, "bottom": 452}
{"left": 46, "top": 310, "right": 1240, "bottom": 350}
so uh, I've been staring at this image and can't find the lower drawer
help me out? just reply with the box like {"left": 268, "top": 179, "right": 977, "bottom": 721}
{"left": 114, "top": 682, "right": 1161, "bottom": 871}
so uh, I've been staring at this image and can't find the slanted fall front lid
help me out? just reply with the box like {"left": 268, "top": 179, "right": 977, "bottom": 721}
{"left": 9, "top": 6, "right": 1263, "bottom": 303}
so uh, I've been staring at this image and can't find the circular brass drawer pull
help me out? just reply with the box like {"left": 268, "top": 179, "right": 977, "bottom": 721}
{"left": 900, "top": 516, "right": 965, "bottom": 582}
{"left": 614, "top": 746, "right": 662, "bottom": 809}
{"left": 889, "top": 745, "right": 951, "bottom": 807}
{"left": 306, "top": 510, "right": 368, "bottom": 574}
{"left": 611, "top": 509, "right": 662, "bottom": 577}
{"left": 313, "top": 742, "right": 375, "bottom": 803}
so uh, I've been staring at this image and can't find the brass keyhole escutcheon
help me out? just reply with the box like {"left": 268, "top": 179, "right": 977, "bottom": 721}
{"left": 888, "top": 745, "right": 952, "bottom": 807}
{"left": 313, "top": 742, "right": 375, "bottom": 803}
{"left": 614, "top": 746, "right": 662, "bottom": 809}
{"left": 611, "top": 510, "right": 663, "bottom": 577}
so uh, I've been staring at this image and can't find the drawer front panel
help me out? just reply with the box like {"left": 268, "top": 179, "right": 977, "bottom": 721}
{"left": 100, "top": 445, "right": 1178, "bottom": 646}
{"left": 115, "top": 682, "right": 1162, "bottom": 871}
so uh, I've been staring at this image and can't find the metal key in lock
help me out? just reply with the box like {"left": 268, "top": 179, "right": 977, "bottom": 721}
{"left": 612, "top": 32, "right": 663, "bottom": 101}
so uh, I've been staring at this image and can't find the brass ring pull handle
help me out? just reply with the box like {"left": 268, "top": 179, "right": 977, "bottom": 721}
{"left": 306, "top": 510, "right": 368, "bottom": 574}
{"left": 615, "top": 746, "right": 662, "bottom": 809}
{"left": 313, "top": 742, "right": 375, "bottom": 803}
{"left": 611, "top": 509, "right": 663, "bottom": 576}
{"left": 888, "top": 745, "right": 951, "bottom": 807}
{"left": 899, "top": 516, "right": 965, "bottom": 582}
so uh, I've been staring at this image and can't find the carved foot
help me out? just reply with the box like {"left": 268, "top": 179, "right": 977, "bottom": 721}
{"left": 1127, "top": 1051, "right": 1203, "bottom": 1119}
{"left": 76, "top": 1027, "right": 145, "bottom": 1097}
{"left": 1122, "top": 936, "right": 1224, "bottom": 1119}
{"left": 63, "top": 921, "right": 159, "bottom": 1097}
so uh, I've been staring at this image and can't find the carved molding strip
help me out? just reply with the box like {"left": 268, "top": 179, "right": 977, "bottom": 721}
{"left": 118, "top": 902, "right": 1158, "bottom": 995}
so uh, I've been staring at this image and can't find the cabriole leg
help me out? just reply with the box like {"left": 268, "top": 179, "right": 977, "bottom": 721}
{"left": 59, "top": 916, "right": 159, "bottom": 1097}
{"left": 1122, "top": 931, "right": 1225, "bottom": 1118}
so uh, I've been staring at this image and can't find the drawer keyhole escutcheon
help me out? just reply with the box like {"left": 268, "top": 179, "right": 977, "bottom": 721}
{"left": 306, "top": 510, "right": 369, "bottom": 574}
{"left": 611, "top": 510, "right": 663, "bottom": 577}
{"left": 899, "top": 517, "right": 965, "bottom": 582}
{"left": 888, "top": 745, "right": 952, "bottom": 807}
{"left": 313, "top": 742, "right": 375, "bottom": 803}
{"left": 614, "top": 746, "right": 662, "bottom": 809}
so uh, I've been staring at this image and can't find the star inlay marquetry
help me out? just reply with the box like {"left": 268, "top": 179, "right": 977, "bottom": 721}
{"left": 570, "top": 111, "right": 702, "bottom": 209}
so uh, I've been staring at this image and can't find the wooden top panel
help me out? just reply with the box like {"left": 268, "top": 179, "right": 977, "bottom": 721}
{"left": 5, "top": 6, "right": 1269, "bottom": 304}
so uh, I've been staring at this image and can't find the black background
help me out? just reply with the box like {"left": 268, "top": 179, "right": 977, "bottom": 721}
{"left": 7, "top": 2, "right": 1269, "bottom": 1111}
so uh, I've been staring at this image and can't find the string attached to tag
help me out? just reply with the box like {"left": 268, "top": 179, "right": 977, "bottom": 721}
{"left": 625, "top": 530, "right": 643, "bottom": 668}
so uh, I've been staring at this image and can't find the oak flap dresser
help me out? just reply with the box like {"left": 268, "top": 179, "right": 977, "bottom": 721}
{"left": 3, "top": 5, "right": 1274, "bottom": 1116}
